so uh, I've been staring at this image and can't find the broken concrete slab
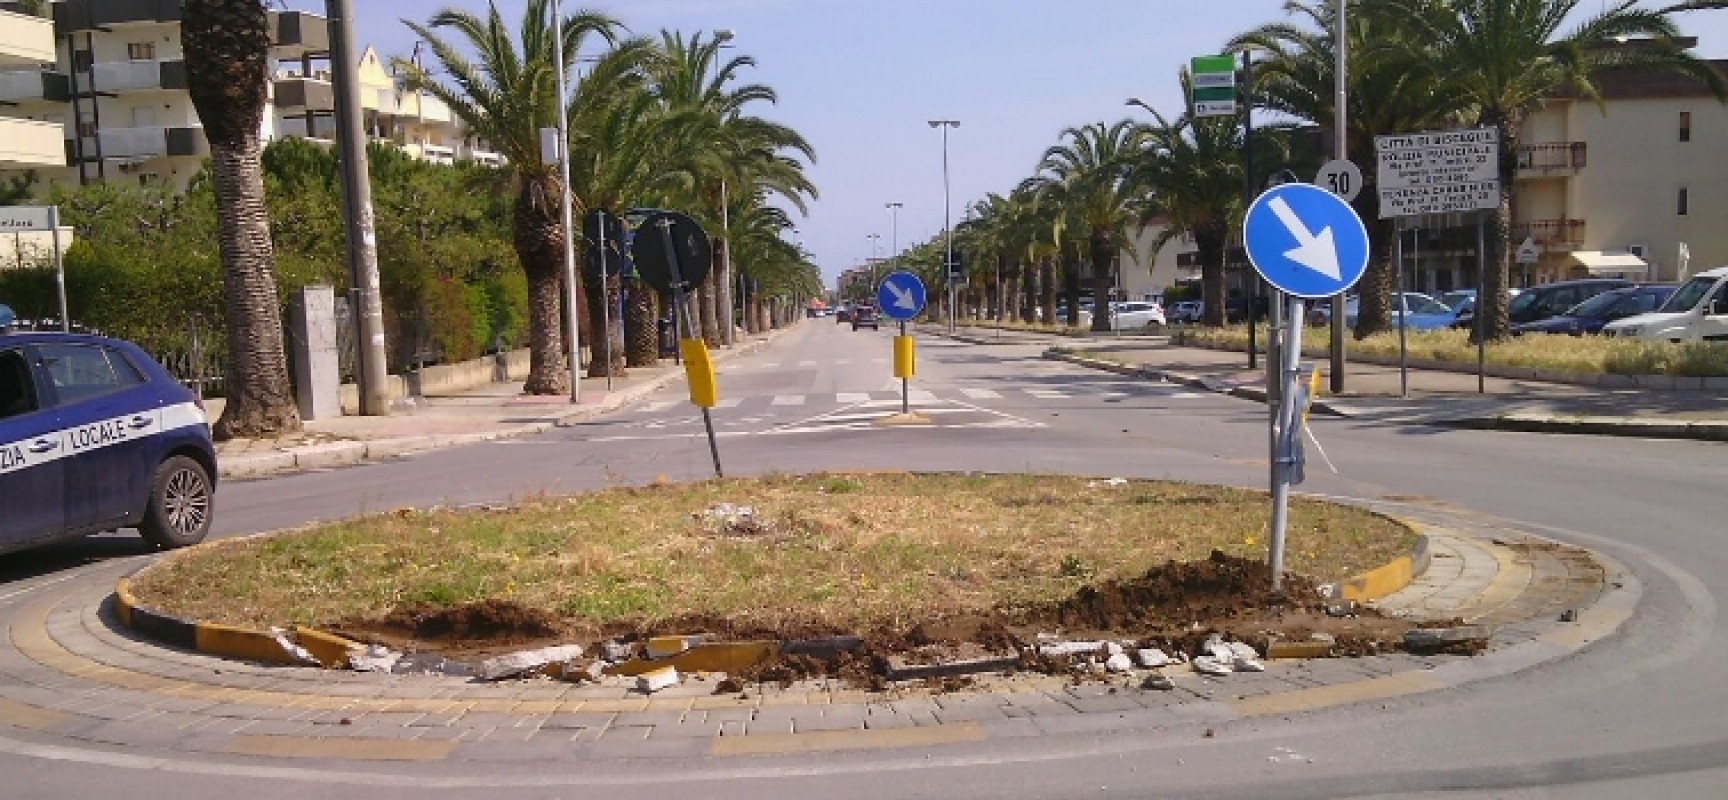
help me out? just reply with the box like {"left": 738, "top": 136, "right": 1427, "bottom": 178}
{"left": 1136, "top": 648, "right": 1172, "bottom": 668}
{"left": 348, "top": 644, "right": 403, "bottom": 673}
{"left": 1404, "top": 625, "right": 1493, "bottom": 654}
{"left": 636, "top": 666, "right": 679, "bottom": 693}
{"left": 646, "top": 634, "right": 706, "bottom": 659}
{"left": 886, "top": 653, "right": 1022, "bottom": 682}
{"left": 477, "top": 644, "right": 584, "bottom": 681}
{"left": 1037, "top": 641, "right": 1107, "bottom": 658}
{"left": 1104, "top": 653, "right": 1134, "bottom": 673}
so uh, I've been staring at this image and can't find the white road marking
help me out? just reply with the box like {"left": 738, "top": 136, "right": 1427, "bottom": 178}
{"left": 715, "top": 397, "right": 743, "bottom": 408}
{"left": 797, "top": 360, "right": 818, "bottom": 366}
{"left": 960, "top": 387, "right": 1002, "bottom": 399}
{"left": 1169, "top": 392, "right": 1207, "bottom": 399}
{"left": 836, "top": 392, "right": 873, "bottom": 404}
{"left": 1026, "top": 389, "right": 1068, "bottom": 399}
{"left": 770, "top": 395, "right": 805, "bottom": 406}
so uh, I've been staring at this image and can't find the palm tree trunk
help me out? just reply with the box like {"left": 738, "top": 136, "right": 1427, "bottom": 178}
{"left": 1089, "top": 232, "right": 1114, "bottom": 332}
{"left": 697, "top": 272, "right": 720, "bottom": 346}
{"left": 209, "top": 136, "right": 301, "bottom": 440}
{"left": 716, "top": 241, "right": 733, "bottom": 346}
{"left": 624, "top": 278, "right": 658, "bottom": 366}
{"left": 1197, "top": 227, "right": 1227, "bottom": 327}
{"left": 1353, "top": 218, "right": 1397, "bottom": 338}
{"left": 1039, "top": 258, "right": 1056, "bottom": 326}
{"left": 584, "top": 266, "right": 625, "bottom": 378}
{"left": 513, "top": 182, "right": 570, "bottom": 395}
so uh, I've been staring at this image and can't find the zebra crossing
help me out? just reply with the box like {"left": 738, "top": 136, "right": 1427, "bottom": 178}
{"left": 579, "top": 382, "right": 1215, "bottom": 441}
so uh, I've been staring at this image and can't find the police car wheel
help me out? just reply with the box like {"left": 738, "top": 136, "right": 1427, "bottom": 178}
{"left": 140, "top": 455, "right": 213, "bottom": 549}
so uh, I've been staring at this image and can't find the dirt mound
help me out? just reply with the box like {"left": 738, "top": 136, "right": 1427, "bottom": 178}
{"left": 333, "top": 552, "right": 1421, "bottom": 684}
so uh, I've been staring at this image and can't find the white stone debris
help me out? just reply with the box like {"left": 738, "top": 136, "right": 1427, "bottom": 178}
{"left": 1192, "top": 655, "right": 1233, "bottom": 676}
{"left": 1038, "top": 641, "right": 1108, "bottom": 658}
{"left": 347, "top": 643, "right": 403, "bottom": 673}
{"left": 477, "top": 644, "right": 584, "bottom": 681}
{"left": 1226, "top": 641, "right": 1265, "bottom": 672}
{"left": 637, "top": 666, "right": 679, "bottom": 693}
{"left": 1105, "top": 641, "right": 1125, "bottom": 657}
{"left": 267, "top": 627, "right": 320, "bottom": 667}
{"left": 601, "top": 640, "right": 635, "bottom": 662}
{"left": 1136, "top": 648, "right": 1172, "bottom": 668}
{"left": 1086, "top": 477, "right": 1129, "bottom": 488}
{"left": 1104, "top": 653, "right": 1134, "bottom": 673}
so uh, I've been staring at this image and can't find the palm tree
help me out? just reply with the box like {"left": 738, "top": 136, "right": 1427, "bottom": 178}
{"left": 400, "top": 2, "right": 623, "bottom": 392}
{"left": 1035, "top": 121, "right": 1143, "bottom": 331}
{"left": 1230, "top": 0, "right": 1455, "bottom": 336}
{"left": 183, "top": 0, "right": 300, "bottom": 439}
{"left": 1387, "top": 0, "right": 1725, "bottom": 341}
{"left": 1126, "top": 82, "right": 1247, "bottom": 327}
{"left": 650, "top": 32, "right": 816, "bottom": 348}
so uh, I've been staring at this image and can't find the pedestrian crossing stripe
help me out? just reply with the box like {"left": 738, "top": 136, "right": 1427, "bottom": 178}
{"left": 770, "top": 395, "right": 805, "bottom": 406}
{"left": 960, "top": 388, "right": 1001, "bottom": 399}
{"left": 836, "top": 392, "right": 872, "bottom": 404}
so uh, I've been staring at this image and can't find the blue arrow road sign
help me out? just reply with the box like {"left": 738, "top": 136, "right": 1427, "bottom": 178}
{"left": 876, "top": 270, "right": 926, "bottom": 321}
{"left": 1243, "top": 183, "right": 1369, "bottom": 298}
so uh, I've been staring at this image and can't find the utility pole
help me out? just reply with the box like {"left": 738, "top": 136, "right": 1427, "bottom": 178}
{"left": 1330, "top": 0, "right": 1349, "bottom": 394}
{"left": 929, "top": 120, "right": 960, "bottom": 330}
{"left": 327, "top": 0, "right": 389, "bottom": 416}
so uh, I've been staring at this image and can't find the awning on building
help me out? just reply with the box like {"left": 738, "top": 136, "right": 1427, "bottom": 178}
{"left": 1570, "top": 250, "right": 1648, "bottom": 275}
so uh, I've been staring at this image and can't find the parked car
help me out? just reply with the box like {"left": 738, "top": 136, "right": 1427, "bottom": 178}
{"left": 1401, "top": 296, "right": 1467, "bottom": 331}
{"left": 851, "top": 304, "right": 880, "bottom": 330}
{"left": 1505, "top": 278, "right": 1633, "bottom": 326}
{"left": 1603, "top": 267, "right": 1728, "bottom": 342}
{"left": 1170, "top": 300, "right": 1203, "bottom": 324}
{"left": 1109, "top": 301, "right": 1167, "bottom": 330}
{"left": 0, "top": 322, "right": 217, "bottom": 556}
{"left": 1512, "top": 284, "right": 1677, "bottom": 336}
{"left": 1447, "top": 289, "right": 1524, "bottom": 330}
{"left": 1308, "top": 292, "right": 1436, "bottom": 328}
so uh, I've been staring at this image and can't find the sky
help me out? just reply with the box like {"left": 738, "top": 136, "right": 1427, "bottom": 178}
{"left": 311, "top": 1, "right": 1728, "bottom": 288}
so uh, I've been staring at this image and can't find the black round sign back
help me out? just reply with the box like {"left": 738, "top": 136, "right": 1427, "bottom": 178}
{"left": 629, "top": 211, "right": 711, "bottom": 293}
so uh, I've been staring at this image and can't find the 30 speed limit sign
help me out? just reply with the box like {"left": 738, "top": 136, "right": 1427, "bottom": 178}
{"left": 1315, "top": 159, "right": 1363, "bottom": 202}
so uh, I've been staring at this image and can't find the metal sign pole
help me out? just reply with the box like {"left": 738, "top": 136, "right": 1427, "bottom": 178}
{"left": 1476, "top": 214, "right": 1487, "bottom": 394}
{"left": 900, "top": 319, "right": 910, "bottom": 415}
{"left": 598, "top": 218, "right": 613, "bottom": 391}
{"left": 1397, "top": 224, "right": 1409, "bottom": 397}
{"left": 1269, "top": 293, "right": 1305, "bottom": 594}
{"left": 656, "top": 218, "right": 722, "bottom": 478}
{"left": 49, "top": 206, "right": 68, "bottom": 331}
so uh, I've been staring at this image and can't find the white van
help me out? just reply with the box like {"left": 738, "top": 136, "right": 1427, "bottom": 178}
{"left": 1602, "top": 266, "right": 1728, "bottom": 342}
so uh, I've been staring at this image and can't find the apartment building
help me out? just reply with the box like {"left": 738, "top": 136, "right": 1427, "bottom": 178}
{"left": 0, "top": 1, "right": 498, "bottom": 193}
{"left": 0, "top": 4, "right": 66, "bottom": 269}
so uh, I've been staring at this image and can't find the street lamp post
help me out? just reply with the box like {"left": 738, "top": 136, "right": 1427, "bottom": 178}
{"left": 885, "top": 201, "right": 901, "bottom": 275}
{"left": 866, "top": 233, "right": 881, "bottom": 289}
{"left": 713, "top": 29, "right": 737, "bottom": 345}
{"left": 928, "top": 120, "right": 959, "bottom": 331}
{"left": 551, "top": 0, "right": 581, "bottom": 401}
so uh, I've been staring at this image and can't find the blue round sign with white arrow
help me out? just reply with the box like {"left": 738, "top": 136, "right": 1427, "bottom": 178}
{"left": 876, "top": 269, "right": 927, "bottom": 321}
{"left": 1242, "top": 183, "right": 1369, "bottom": 299}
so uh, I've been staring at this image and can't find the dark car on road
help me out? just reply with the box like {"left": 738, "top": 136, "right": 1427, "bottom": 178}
{"left": 1, "top": 316, "right": 217, "bottom": 556}
{"left": 851, "top": 304, "right": 880, "bottom": 330}
{"left": 1512, "top": 284, "right": 1678, "bottom": 336}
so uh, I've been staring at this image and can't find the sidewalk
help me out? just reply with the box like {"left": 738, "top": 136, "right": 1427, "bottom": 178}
{"left": 212, "top": 329, "right": 785, "bottom": 480}
{"left": 942, "top": 325, "right": 1728, "bottom": 441}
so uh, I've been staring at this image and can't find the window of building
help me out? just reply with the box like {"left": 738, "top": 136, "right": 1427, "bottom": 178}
{"left": 1679, "top": 187, "right": 1690, "bottom": 216}
{"left": 1680, "top": 111, "right": 1692, "bottom": 143}
{"left": 127, "top": 42, "right": 155, "bottom": 61}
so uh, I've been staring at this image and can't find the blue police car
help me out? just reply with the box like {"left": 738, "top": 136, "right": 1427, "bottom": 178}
{"left": 0, "top": 304, "right": 217, "bottom": 555}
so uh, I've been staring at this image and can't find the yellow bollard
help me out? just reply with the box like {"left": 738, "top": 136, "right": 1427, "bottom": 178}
{"left": 680, "top": 338, "right": 717, "bottom": 408}
{"left": 893, "top": 335, "right": 916, "bottom": 378}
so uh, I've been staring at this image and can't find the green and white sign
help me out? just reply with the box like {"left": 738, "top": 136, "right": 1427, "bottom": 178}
{"left": 1190, "top": 55, "right": 1237, "bottom": 118}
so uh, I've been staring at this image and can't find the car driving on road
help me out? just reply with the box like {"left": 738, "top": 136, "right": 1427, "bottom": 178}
{"left": 0, "top": 316, "right": 217, "bottom": 556}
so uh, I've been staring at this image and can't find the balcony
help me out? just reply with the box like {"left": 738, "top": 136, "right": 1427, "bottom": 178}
{"left": 466, "top": 149, "right": 506, "bottom": 168}
{"left": 276, "top": 116, "right": 336, "bottom": 140}
{"left": 53, "top": 0, "right": 180, "bottom": 32}
{"left": 88, "top": 59, "right": 186, "bottom": 93}
{"left": 1511, "top": 218, "right": 1586, "bottom": 251}
{"left": 274, "top": 75, "right": 334, "bottom": 112}
{"left": 0, "top": 8, "right": 55, "bottom": 66}
{"left": 0, "top": 117, "right": 64, "bottom": 168}
{"left": 1515, "top": 141, "right": 1586, "bottom": 177}
{"left": 96, "top": 125, "right": 207, "bottom": 160}
{"left": 271, "top": 10, "right": 330, "bottom": 56}
{"left": 0, "top": 69, "right": 69, "bottom": 103}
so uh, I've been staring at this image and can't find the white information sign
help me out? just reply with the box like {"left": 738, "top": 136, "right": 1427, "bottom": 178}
{"left": 0, "top": 206, "right": 54, "bottom": 232}
{"left": 1374, "top": 127, "right": 1500, "bottom": 218}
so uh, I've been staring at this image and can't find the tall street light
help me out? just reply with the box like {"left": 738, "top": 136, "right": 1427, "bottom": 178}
{"left": 866, "top": 233, "right": 881, "bottom": 289}
{"left": 928, "top": 119, "right": 959, "bottom": 331}
{"left": 550, "top": 0, "right": 581, "bottom": 401}
{"left": 885, "top": 201, "right": 902, "bottom": 274}
{"left": 714, "top": 29, "right": 737, "bottom": 346}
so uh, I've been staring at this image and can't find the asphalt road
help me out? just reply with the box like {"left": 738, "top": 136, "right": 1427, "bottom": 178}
{"left": 2, "top": 320, "right": 1726, "bottom": 799}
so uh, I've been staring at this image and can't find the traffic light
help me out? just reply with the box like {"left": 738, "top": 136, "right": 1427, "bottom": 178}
{"left": 946, "top": 251, "right": 964, "bottom": 281}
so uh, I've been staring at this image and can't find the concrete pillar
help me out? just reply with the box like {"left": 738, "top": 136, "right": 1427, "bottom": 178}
{"left": 290, "top": 285, "right": 341, "bottom": 421}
